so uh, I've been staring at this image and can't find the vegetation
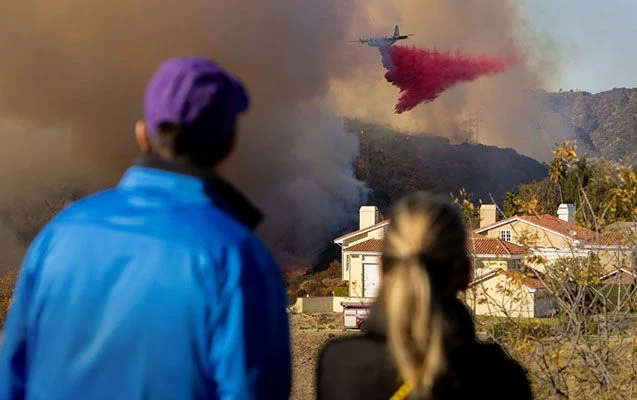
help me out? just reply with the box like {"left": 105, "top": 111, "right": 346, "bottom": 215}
{"left": 283, "top": 260, "right": 348, "bottom": 305}
{"left": 466, "top": 141, "right": 637, "bottom": 399}
{"left": 346, "top": 119, "right": 548, "bottom": 212}
{"left": 544, "top": 88, "right": 637, "bottom": 166}
{"left": 504, "top": 143, "right": 637, "bottom": 230}
{"left": 0, "top": 270, "right": 17, "bottom": 327}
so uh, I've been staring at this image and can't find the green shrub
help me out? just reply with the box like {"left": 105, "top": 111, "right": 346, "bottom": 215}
{"left": 333, "top": 285, "right": 349, "bottom": 297}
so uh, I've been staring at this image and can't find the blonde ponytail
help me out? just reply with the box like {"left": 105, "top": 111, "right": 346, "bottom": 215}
{"left": 384, "top": 258, "right": 445, "bottom": 395}
{"left": 381, "top": 193, "right": 470, "bottom": 397}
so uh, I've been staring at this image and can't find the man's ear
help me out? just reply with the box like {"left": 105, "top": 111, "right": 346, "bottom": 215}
{"left": 135, "top": 120, "right": 152, "bottom": 154}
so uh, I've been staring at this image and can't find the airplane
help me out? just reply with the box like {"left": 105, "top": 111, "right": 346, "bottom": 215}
{"left": 351, "top": 25, "right": 414, "bottom": 48}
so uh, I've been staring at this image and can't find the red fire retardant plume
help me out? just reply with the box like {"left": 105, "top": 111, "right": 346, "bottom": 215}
{"left": 385, "top": 46, "right": 519, "bottom": 113}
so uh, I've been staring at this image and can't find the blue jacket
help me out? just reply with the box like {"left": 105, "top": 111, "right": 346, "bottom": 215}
{"left": 0, "top": 159, "right": 291, "bottom": 400}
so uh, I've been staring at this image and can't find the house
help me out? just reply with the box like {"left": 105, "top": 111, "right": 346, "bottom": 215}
{"left": 333, "top": 207, "right": 533, "bottom": 304}
{"left": 333, "top": 206, "right": 388, "bottom": 299}
{"left": 333, "top": 204, "right": 634, "bottom": 318}
{"left": 464, "top": 268, "right": 554, "bottom": 318}
{"left": 475, "top": 203, "right": 636, "bottom": 275}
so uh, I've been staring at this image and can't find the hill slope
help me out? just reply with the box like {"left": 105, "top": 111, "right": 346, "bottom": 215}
{"left": 346, "top": 119, "right": 548, "bottom": 210}
{"left": 543, "top": 88, "right": 637, "bottom": 165}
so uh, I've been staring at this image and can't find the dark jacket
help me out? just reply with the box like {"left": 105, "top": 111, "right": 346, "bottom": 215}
{"left": 317, "top": 298, "right": 532, "bottom": 400}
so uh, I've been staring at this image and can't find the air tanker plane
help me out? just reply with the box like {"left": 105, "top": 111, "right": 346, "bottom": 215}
{"left": 352, "top": 25, "right": 414, "bottom": 69}
{"left": 351, "top": 25, "right": 414, "bottom": 47}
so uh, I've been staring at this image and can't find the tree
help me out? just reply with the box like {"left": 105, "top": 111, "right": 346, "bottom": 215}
{"left": 511, "top": 141, "right": 636, "bottom": 230}
{"left": 503, "top": 191, "right": 521, "bottom": 217}
{"left": 466, "top": 142, "right": 637, "bottom": 399}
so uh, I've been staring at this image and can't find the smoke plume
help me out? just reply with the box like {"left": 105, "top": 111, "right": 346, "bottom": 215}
{"left": 0, "top": 0, "right": 374, "bottom": 268}
{"left": 385, "top": 46, "right": 519, "bottom": 113}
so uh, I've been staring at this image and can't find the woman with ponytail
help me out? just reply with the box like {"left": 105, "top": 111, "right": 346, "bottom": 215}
{"left": 317, "top": 193, "right": 532, "bottom": 400}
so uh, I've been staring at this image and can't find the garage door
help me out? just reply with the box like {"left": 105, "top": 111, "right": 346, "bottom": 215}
{"left": 363, "top": 263, "right": 380, "bottom": 298}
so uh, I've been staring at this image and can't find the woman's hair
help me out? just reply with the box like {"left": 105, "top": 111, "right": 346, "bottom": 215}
{"left": 381, "top": 192, "right": 471, "bottom": 395}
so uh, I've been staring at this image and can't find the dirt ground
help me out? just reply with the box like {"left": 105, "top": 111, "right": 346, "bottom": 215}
{"left": 290, "top": 313, "right": 357, "bottom": 399}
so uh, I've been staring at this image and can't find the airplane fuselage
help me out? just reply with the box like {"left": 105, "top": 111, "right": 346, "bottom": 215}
{"left": 363, "top": 38, "right": 399, "bottom": 47}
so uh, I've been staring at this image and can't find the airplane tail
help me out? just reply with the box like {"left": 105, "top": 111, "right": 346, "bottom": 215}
{"left": 393, "top": 25, "right": 399, "bottom": 37}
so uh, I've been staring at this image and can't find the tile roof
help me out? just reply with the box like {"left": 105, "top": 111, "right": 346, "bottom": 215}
{"left": 344, "top": 239, "right": 383, "bottom": 253}
{"left": 587, "top": 230, "right": 636, "bottom": 247}
{"left": 344, "top": 236, "right": 528, "bottom": 256}
{"left": 467, "top": 236, "right": 528, "bottom": 256}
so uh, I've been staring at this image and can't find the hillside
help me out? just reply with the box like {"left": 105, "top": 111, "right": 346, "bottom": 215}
{"left": 346, "top": 119, "right": 548, "bottom": 211}
{"left": 543, "top": 88, "right": 637, "bottom": 165}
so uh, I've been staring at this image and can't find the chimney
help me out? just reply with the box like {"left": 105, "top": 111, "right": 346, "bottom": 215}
{"left": 359, "top": 206, "right": 380, "bottom": 230}
{"left": 479, "top": 204, "right": 497, "bottom": 228}
{"left": 557, "top": 203, "right": 575, "bottom": 224}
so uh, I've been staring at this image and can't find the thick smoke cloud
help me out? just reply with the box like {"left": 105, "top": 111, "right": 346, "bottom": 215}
{"left": 327, "top": 0, "right": 565, "bottom": 162}
{"left": 0, "top": 0, "right": 372, "bottom": 267}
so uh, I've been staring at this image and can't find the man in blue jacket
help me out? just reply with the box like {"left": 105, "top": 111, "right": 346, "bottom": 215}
{"left": 0, "top": 57, "right": 291, "bottom": 399}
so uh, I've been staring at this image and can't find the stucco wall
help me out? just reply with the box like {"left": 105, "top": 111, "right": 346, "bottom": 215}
{"left": 473, "top": 259, "right": 510, "bottom": 276}
{"left": 592, "top": 248, "right": 634, "bottom": 274}
{"left": 347, "top": 254, "right": 381, "bottom": 299}
{"left": 465, "top": 273, "right": 535, "bottom": 318}
{"left": 291, "top": 296, "right": 376, "bottom": 313}
{"left": 291, "top": 297, "right": 334, "bottom": 313}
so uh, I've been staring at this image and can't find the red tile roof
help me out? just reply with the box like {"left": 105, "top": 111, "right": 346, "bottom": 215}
{"left": 587, "top": 230, "right": 636, "bottom": 247}
{"left": 467, "top": 236, "right": 527, "bottom": 256}
{"left": 344, "top": 236, "right": 527, "bottom": 256}
{"left": 344, "top": 239, "right": 383, "bottom": 253}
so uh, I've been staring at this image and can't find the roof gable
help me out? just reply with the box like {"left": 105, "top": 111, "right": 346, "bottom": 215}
{"left": 469, "top": 268, "right": 545, "bottom": 289}
{"left": 333, "top": 220, "right": 390, "bottom": 243}
{"left": 475, "top": 214, "right": 596, "bottom": 241}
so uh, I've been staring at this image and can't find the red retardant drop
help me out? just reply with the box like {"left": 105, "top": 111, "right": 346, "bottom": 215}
{"left": 385, "top": 46, "right": 519, "bottom": 113}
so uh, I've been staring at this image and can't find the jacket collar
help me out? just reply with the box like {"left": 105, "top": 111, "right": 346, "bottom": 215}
{"left": 120, "top": 156, "right": 263, "bottom": 230}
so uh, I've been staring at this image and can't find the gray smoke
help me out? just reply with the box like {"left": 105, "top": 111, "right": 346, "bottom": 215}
{"left": 0, "top": 0, "right": 372, "bottom": 268}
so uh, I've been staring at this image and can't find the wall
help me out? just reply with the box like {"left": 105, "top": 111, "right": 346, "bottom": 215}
{"left": 465, "top": 273, "right": 535, "bottom": 318}
{"left": 291, "top": 297, "right": 334, "bottom": 314}
{"left": 291, "top": 296, "right": 375, "bottom": 313}
{"left": 347, "top": 254, "right": 381, "bottom": 298}
{"left": 482, "top": 220, "right": 571, "bottom": 250}
{"left": 341, "top": 224, "right": 387, "bottom": 282}
{"left": 473, "top": 259, "right": 510, "bottom": 277}
{"left": 349, "top": 254, "right": 363, "bottom": 298}
{"left": 592, "top": 248, "right": 634, "bottom": 274}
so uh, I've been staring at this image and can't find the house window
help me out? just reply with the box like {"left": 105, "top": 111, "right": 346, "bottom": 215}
{"left": 500, "top": 230, "right": 512, "bottom": 242}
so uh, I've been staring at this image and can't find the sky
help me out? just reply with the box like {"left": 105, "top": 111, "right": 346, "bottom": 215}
{"left": 521, "top": 0, "right": 637, "bottom": 93}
